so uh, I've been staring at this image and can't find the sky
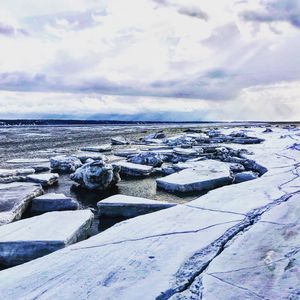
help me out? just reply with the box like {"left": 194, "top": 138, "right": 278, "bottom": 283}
{"left": 0, "top": 0, "right": 299, "bottom": 121}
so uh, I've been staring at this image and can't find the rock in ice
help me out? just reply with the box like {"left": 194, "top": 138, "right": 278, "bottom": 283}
{"left": 70, "top": 160, "right": 120, "bottom": 190}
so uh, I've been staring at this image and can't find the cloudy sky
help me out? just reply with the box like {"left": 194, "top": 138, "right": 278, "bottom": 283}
{"left": 0, "top": 0, "right": 299, "bottom": 121}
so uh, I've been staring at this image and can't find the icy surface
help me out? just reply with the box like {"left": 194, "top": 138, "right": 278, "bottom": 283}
{"left": 114, "top": 161, "right": 154, "bottom": 176}
{"left": 74, "top": 152, "right": 106, "bottom": 163}
{"left": 0, "top": 210, "right": 93, "bottom": 267}
{"left": 6, "top": 158, "right": 49, "bottom": 164}
{"left": 111, "top": 136, "right": 129, "bottom": 145}
{"left": 0, "top": 126, "right": 299, "bottom": 299}
{"left": 0, "top": 168, "right": 36, "bottom": 183}
{"left": 81, "top": 144, "right": 112, "bottom": 152}
{"left": 156, "top": 160, "right": 232, "bottom": 193}
{"left": 173, "top": 148, "right": 199, "bottom": 156}
{"left": 0, "top": 182, "right": 43, "bottom": 225}
{"left": 26, "top": 173, "right": 59, "bottom": 187}
{"left": 0, "top": 168, "right": 35, "bottom": 177}
{"left": 200, "top": 193, "right": 300, "bottom": 300}
{"left": 31, "top": 193, "right": 79, "bottom": 213}
{"left": 98, "top": 194, "right": 176, "bottom": 217}
{"left": 114, "top": 148, "right": 140, "bottom": 157}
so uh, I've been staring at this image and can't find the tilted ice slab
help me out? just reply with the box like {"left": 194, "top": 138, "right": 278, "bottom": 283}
{"left": 111, "top": 136, "right": 129, "bottom": 145}
{"left": 98, "top": 194, "right": 176, "bottom": 218}
{"left": 0, "top": 127, "right": 299, "bottom": 299}
{"left": 141, "top": 145, "right": 170, "bottom": 151}
{"left": 113, "top": 148, "right": 140, "bottom": 157}
{"left": 26, "top": 173, "right": 59, "bottom": 187}
{"left": 74, "top": 152, "right": 106, "bottom": 163}
{"left": 31, "top": 193, "right": 79, "bottom": 214}
{"left": 81, "top": 144, "right": 112, "bottom": 152}
{"left": 173, "top": 147, "right": 198, "bottom": 156}
{"left": 0, "top": 182, "right": 43, "bottom": 225}
{"left": 0, "top": 168, "right": 35, "bottom": 177}
{"left": 0, "top": 168, "right": 36, "bottom": 183}
{"left": 0, "top": 210, "right": 94, "bottom": 268}
{"left": 6, "top": 158, "right": 51, "bottom": 173}
{"left": 156, "top": 159, "right": 232, "bottom": 193}
{"left": 6, "top": 158, "right": 49, "bottom": 164}
{"left": 114, "top": 161, "right": 153, "bottom": 176}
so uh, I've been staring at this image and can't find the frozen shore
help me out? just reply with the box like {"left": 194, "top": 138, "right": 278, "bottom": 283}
{"left": 0, "top": 124, "right": 299, "bottom": 299}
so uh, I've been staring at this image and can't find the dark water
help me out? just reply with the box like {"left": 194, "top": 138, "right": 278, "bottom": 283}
{"left": 45, "top": 173, "right": 199, "bottom": 209}
{"left": 42, "top": 173, "right": 202, "bottom": 233}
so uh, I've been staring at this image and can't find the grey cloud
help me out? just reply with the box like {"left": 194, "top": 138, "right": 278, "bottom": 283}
{"left": 202, "top": 23, "right": 240, "bottom": 48}
{"left": 241, "top": 0, "right": 300, "bottom": 29}
{"left": 177, "top": 6, "right": 209, "bottom": 20}
{"left": 1, "top": 31, "right": 299, "bottom": 102}
{"left": 24, "top": 9, "right": 107, "bottom": 33}
{"left": 0, "top": 22, "right": 14, "bottom": 36}
{"left": 152, "top": 0, "right": 168, "bottom": 6}
{"left": 0, "top": 22, "right": 28, "bottom": 37}
{"left": 0, "top": 72, "right": 54, "bottom": 92}
{"left": 0, "top": 69, "right": 237, "bottom": 101}
{"left": 148, "top": 69, "right": 238, "bottom": 100}
{"left": 153, "top": 0, "right": 209, "bottom": 21}
{"left": 0, "top": 72, "right": 148, "bottom": 97}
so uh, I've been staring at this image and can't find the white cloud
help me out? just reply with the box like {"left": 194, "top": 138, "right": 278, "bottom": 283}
{"left": 0, "top": 0, "right": 299, "bottom": 120}
{"left": 0, "top": 80, "right": 299, "bottom": 121}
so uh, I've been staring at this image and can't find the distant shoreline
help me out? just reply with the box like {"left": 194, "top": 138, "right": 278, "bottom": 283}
{"left": 0, "top": 119, "right": 298, "bottom": 126}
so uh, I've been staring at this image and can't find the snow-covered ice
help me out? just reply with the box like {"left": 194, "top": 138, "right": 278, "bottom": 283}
{"left": 0, "top": 210, "right": 93, "bottom": 267}
{"left": 114, "top": 161, "right": 154, "bottom": 177}
{"left": 31, "top": 193, "right": 79, "bottom": 213}
{"left": 98, "top": 194, "right": 176, "bottom": 218}
{"left": 26, "top": 173, "right": 59, "bottom": 187}
{"left": 156, "top": 160, "right": 232, "bottom": 193}
{"left": 0, "top": 182, "right": 43, "bottom": 225}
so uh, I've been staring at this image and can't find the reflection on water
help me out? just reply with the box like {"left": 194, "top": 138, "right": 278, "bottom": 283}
{"left": 45, "top": 173, "right": 202, "bottom": 210}
{"left": 43, "top": 173, "right": 205, "bottom": 233}
{"left": 48, "top": 173, "right": 204, "bottom": 206}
